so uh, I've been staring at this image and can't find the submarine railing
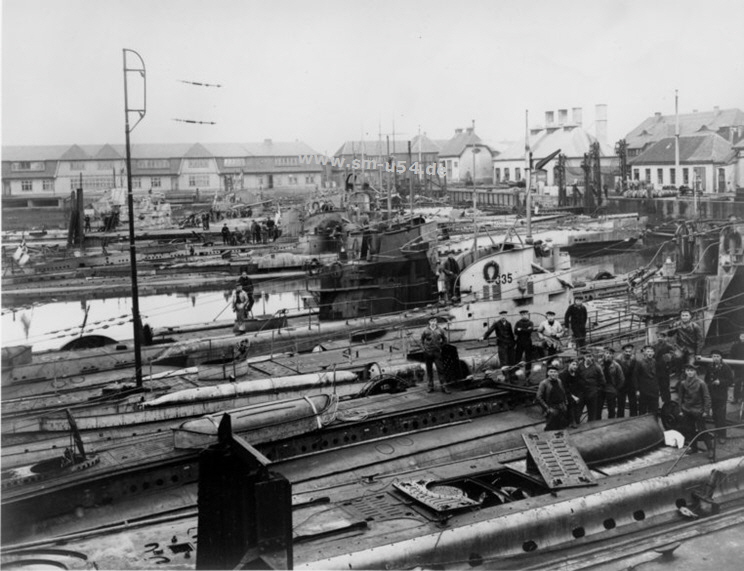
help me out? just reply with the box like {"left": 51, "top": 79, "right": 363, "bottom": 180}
{"left": 664, "top": 422, "right": 744, "bottom": 477}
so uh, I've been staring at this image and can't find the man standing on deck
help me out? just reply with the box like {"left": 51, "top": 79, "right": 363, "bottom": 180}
{"left": 559, "top": 358, "right": 583, "bottom": 426}
{"left": 221, "top": 223, "right": 231, "bottom": 245}
{"left": 513, "top": 310, "right": 535, "bottom": 367}
{"left": 565, "top": 296, "right": 589, "bottom": 352}
{"left": 421, "top": 317, "right": 449, "bottom": 393}
{"left": 678, "top": 363, "right": 713, "bottom": 458}
{"left": 482, "top": 310, "right": 515, "bottom": 366}
{"left": 536, "top": 311, "right": 564, "bottom": 357}
{"left": 577, "top": 352, "right": 605, "bottom": 421}
{"left": 536, "top": 366, "right": 569, "bottom": 430}
{"left": 599, "top": 347, "right": 624, "bottom": 419}
{"left": 654, "top": 331, "right": 675, "bottom": 403}
{"left": 237, "top": 271, "right": 255, "bottom": 318}
{"left": 617, "top": 343, "right": 638, "bottom": 417}
{"left": 704, "top": 349, "right": 733, "bottom": 443}
{"left": 634, "top": 345, "right": 660, "bottom": 415}
{"left": 442, "top": 254, "right": 460, "bottom": 303}
{"left": 668, "top": 310, "right": 703, "bottom": 376}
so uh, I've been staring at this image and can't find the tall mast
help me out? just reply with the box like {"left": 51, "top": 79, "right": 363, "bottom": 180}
{"left": 122, "top": 49, "right": 147, "bottom": 389}
{"left": 525, "top": 109, "right": 532, "bottom": 242}
{"left": 675, "top": 89, "right": 681, "bottom": 204}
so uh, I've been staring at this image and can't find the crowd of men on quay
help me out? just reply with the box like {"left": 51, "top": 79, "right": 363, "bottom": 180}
{"left": 421, "top": 298, "right": 744, "bottom": 460}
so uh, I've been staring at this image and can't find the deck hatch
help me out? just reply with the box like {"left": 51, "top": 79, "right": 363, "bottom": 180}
{"left": 523, "top": 431, "right": 596, "bottom": 489}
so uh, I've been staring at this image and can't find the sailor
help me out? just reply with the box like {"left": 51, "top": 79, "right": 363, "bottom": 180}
{"left": 513, "top": 310, "right": 535, "bottom": 367}
{"left": 420, "top": 317, "right": 449, "bottom": 394}
{"left": 435, "top": 261, "right": 447, "bottom": 304}
{"left": 729, "top": 332, "right": 744, "bottom": 403}
{"left": 616, "top": 343, "right": 638, "bottom": 417}
{"left": 668, "top": 310, "right": 703, "bottom": 376}
{"left": 653, "top": 331, "right": 675, "bottom": 403}
{"left": 221, "top": 223, "right": 231, "bottom": 245}
{"left": 633, "top": 345, "right": 660, "bottom": 415}
{"left": 441, "top": 254, "right": 460, "bottom": 303}
{"left": 577, "top": 352, "right": 606, "bottom": 421}
{"left": 535, "top": 366, "right": 569, "bottom": 431}
{"left": 678, "top": 363, "right": 714, "bottom": 458}
{"left": 482, "top": 310, "right": 516, "bottom": 367}
{"left": 237, "top": 271, "right": 255, "bottom": 318}
{"left": 564, "top": 296, "right": 589, "bottom": 351}
{"left": 599, "top": 347, "right": 624, "bottom": 419}
{"left": 84, "top": 214, "right": 91, "bottom": 232}
{"left": 536, "top": 311, "right": 564, "bottom": 357}
{"left": 704, "top": 349, "right": 733, "bottom": 443}
{"left": 559, "top": 358, "right": 583, "bottom": 427}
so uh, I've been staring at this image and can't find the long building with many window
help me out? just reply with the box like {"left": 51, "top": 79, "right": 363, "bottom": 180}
{"left": 2, "top": 140, "right": 325, "bottom": 208}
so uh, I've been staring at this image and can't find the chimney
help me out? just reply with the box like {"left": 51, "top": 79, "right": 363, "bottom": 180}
{"left": 264, "top": 138, "right": 272, "bottom": 145}
{"left": 714, "top": 106, "right": 720, "bottom": 114}
{"left": 558, "top": 109, "right": 568, "bottom": 125}
{"left": 545, "top": 111, "right": 555, "bottom": 127}
{"left": 595, "top": 104, "right": 608, "bottom": 145}
{"left": 572, "top": 107, "right": 583, "bottom": 126}
{"left": 465, "top": 127, "right": 474, "bottom": 135}
{"left": 455, "top": 128, "right": 463, "bottom": 135}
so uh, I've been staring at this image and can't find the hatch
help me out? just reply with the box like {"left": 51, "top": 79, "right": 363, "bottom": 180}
{"left": 523, "top": 431, "right": 596, "bottom": 489}
{"left": 393, "top": 466, "right": 548, "bottom": 515}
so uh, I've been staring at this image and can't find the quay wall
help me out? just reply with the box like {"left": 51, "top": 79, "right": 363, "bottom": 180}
{"left": 607, "top": 196, "right": 744, "bottom": 224}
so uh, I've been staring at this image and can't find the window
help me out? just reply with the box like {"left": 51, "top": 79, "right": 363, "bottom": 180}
{"left": 258, "top": 177, "right": 264, "bottom": 185}
{"left": 97, "top": 161, "right": 114, "bottom": 171}
{"left": 515, "top": 168, "right": 521, "bottom": 180}
{"left": 188, "top": 159, "right": 208, "bottom": 168}
{"left": 189, "top": 174, "right": 210, "bottom": 187}
{"left": 137, "top": 159, "right": 170, "bottom": 169}
{"left": 670, "top": 168, "right": 676, "bottom": 185}
{"left": 657, "top": 168, "right": 663, "bottom": 185}
{"left": 275, "top": 157, "right": 299, "bottom": 166}
{"left": 494, "top": 168, "right": 501, "bottom": 182}
{"left": 683, "top": 168, "right": 689, "bottom": 185}
{"left": 21, "top": 180, "right": 33, "bottom": 192}
{"left": 446, "top": 160, "right": 452, "bottom": 172}
{"left": 504, "top": 168, "right": 510, "bottom": 181}
{"left": 305, "top": 176, "right": 315, "bottom": 184}
{"left": 224, "top": 158, "right": 246, "bottom": 167}
{"left": 633, "top": 169, "right": 640, "bottom": 180}
{"left": 288, "top": 176, "right": 298, "bottom": 184}
{"left": 70, "top": 161, "right": 86, "bottom": 171}
{"left": 454, "top": 161, "right": 459, "bottom": 169}
{"left": 43, "top": 180, "right": 54, "bottom": 191}
{"left": 644, "top": 169, "right": 651, "bottom": 183}
{"left": 12, "top": 161, "right": 45, "bottom": 172}
{"left": 132, "top": 177, "right": 142, "bottom": 189}
{"left": 151, "top": 177, "right": 161, "bottom": 188}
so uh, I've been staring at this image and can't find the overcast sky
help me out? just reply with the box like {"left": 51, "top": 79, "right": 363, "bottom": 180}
{"left": 2, "top": 0, "right": 743, "bottom": 156}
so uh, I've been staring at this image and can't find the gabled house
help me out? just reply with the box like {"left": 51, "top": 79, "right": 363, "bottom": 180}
{"left": 437, "top": 127, "right": 493, "bottom": 183}
{"left": 625, "top": 107, "right": 744, "bottom": 158}
{"left": 2, "top": 140, "right": 325, "bottom": 207}
{"left": 629, "top": 132, "right": 737, "bottom": 193}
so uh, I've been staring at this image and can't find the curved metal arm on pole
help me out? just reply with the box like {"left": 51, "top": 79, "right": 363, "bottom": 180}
{"left": 123, "top": 49, "right": 147, "bottom": 133}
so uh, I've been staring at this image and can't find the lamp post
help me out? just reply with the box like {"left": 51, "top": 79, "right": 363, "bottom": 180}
{"left": 471, "top": 145, "right": 481, "bottom": 250}
{"left": 122, "top": 49, "right": 146, "bottom": 388}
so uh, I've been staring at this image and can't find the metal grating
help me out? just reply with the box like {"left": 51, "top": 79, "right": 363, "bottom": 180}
{"left": 342, "top": 492, "right": 421, "bottom": 522}
{"left": 523, "top": 431, "right": 596, "bottom": 489}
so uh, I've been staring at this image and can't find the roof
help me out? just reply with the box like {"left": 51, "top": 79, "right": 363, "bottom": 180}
{"left": 438, "top": 129, "right": 489, "bottom": 158}
{"left": 630, "top": 133, "right": 736, "bottom": 165}
{"left": 625, "top": 108, "right": 744, "bottom": 150}
{"left": 334, "top": 138, "right": 432, "bottom": 158}
{"left": 494, "top": 125, "right": 613, "bottom": 162}
{"left": 2, "top": 141, "right": 322, "bottom": 162}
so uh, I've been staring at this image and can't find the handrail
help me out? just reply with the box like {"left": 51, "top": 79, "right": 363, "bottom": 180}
{"left": 664, "top": 422, "right": 744, "bottom": 477}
